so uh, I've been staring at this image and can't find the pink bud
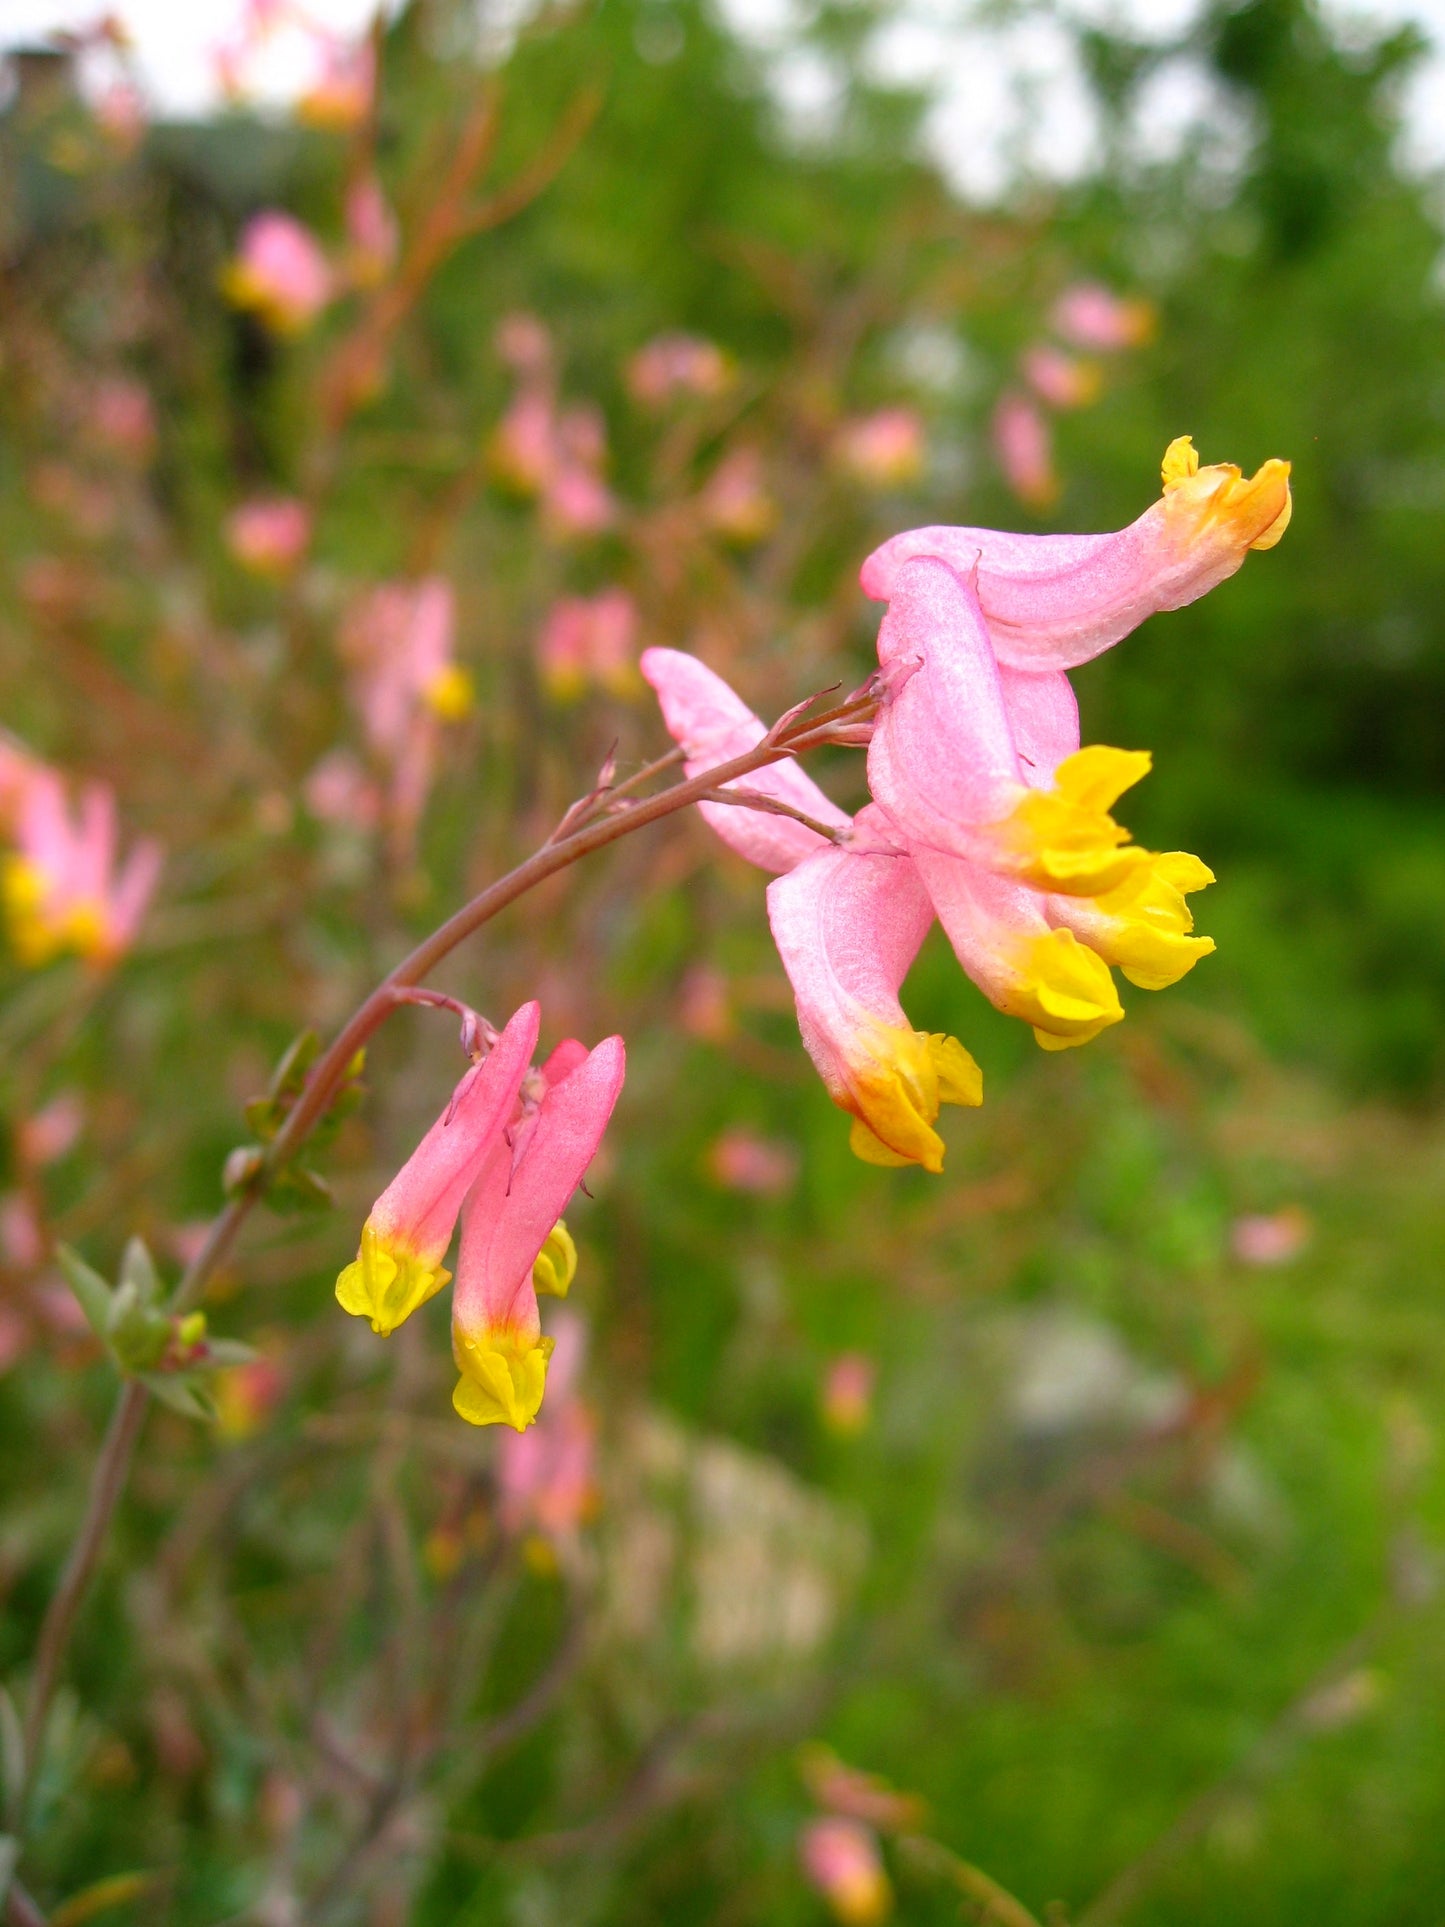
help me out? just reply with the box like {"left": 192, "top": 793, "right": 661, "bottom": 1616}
{"left": 225, "top": 496, "right": 312, "bottom": 577}
{"left": 822, "top": 1352, "right": 875, "bottom": 1434}
{"left": 1232, "top": 1207, "right": 1311, "bottom": 1267}
{"left": 627, "top": 333, "right": 732, "bottom": 405}
{"left": 992, "top": 391, "right": 1058, "bottom": 509}
{"left": 799, "top": 1817, "right": 891, "bottom": 1924}
{"left": 1021, "top": 345, "right": 1101, "bottom": 411}
{"left": 832, "top": 409, "right": 925, "bottom": 488}
{"left": 1052, "top": 281, "right": 1155, "bottom": 350}
{"left": 537, "top": 590, "right": 639, "bottom": 699}
{"left": 223, "top": 212, "right": 333, "bottom": 335}
{"left": 700, "top": 447, "right": 775, "bottom": 543}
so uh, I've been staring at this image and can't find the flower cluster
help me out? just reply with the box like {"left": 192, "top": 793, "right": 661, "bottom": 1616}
{"left": 0, "top": 737, "right": 161, "bottom": 970}
{"left": 335, "top": 1003, "right": 625, "bottom": 1431}
{"left": 645, "top": 438, "right": 1290, "bottom": 1171}
{"left": 993, "top": 279, "right": 1156, "bottom": 508}
{"left": 490, "top": 314, "right": 616, "bottom": 537}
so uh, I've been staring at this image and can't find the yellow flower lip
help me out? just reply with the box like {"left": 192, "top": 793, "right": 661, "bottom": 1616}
{"left": 335, "top": 1223, "right": 450, "bottom": 1336}
{"left": 1161, "top": 435, "right": 1292, "bottom": 551}
{"left": 845, "top": 1023, "right": 982, "bottom": 1173}
{"left": 452, "top": 1330, "right": 554, "bottom": 1431}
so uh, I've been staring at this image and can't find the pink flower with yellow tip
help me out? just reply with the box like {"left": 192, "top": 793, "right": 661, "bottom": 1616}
{"left": 832, "top": 408, "right": 926, "bottom": 488}
{"left": 450, "top": 1033, "right": 625, "bottom": 1431}
{"left": 224, "top": 496, "right": 312, "bottom": 578}
{"left": 1022, "top": 344, "right": 1102, "bottom": 411}
{"left": 992, "top": 390, "right": 1057, "bottom": 508}
{"left": 1052, "top": 280, "right": 1155, "bottom": 350}
{"left": 799, "top": 1817, "right": 892, "bottom": 1925}
{"left": 2, "top": 768, "right": 161, "bottom": 969}
{"left": 538, "top": 590, "right": 639, "bottom": 700}
{"left": 861, "top": 435, "right": 1292, "bottom": 670}
{"left": 497, "top": 1309, "right": 599, "bottom": 1542}
{"left": 222, "top": 212, "right": 333, "bottom": 336}
{"left": 335, "top": 1002, "right": 541, "bottom": 1338}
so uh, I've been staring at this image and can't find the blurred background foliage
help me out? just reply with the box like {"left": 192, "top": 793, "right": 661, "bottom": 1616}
{"left": 2, "top": 0, "right": 1445, "bottom": 1920}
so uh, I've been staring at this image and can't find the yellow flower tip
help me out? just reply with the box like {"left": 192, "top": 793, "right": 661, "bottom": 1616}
{"left": 335, "top": 1223, "right": 450, "bottom": 1336}
{"left": 425, "top": 664, "right": 476, "bottom": 722}
{"left": 996, "top": 745, "right": 1153, "bottom": 897}
{"left": 844, "top": 1023, "right": 981, "bottom": 1173}
{"left": 1087, "top": 847, "right": 1218, "bottom": 990}
{"left": 1011, "top": 928, "right": 1124, "bottom": 1051}
{"left": 532, "top": 1220, "right": 577, "bottom": 1299}
{"left": 452, "top": 1331, "right": 555, "bottom": 1431}
{"left": 1160, "top": 437, "right": 1292, "bottom": 551}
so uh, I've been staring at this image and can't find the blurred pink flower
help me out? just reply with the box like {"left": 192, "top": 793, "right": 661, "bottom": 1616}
{"left": 222, "top": 212, "right": 333, "bottom": 335}
{"left": 821, "top": 1353, "right": 876, "bottom": 1435}
{"left": 224, "top": 496, "right": 312, "bottom": 577}
{"left": 2, "top": 767, "right": 161, "bottom": 969}
{"left": 542, "top": 463, "right": 616, "bottom": 538}
{"left": 833, "top": 409, "right": 925, "bottom": 488}
{"left": 17, "top": 1094, "right": 84, "bottom": 1168}
{"left": 627, "top": 332, "right": 732, "bottom": 406}
{"left": 93, "top": 81, "right": 147, "bottom": 149}
{"left": 799, "top": 1817, "right": 892, "bottom": 1924}
{"left": 303, "top": 749, "right": 381, "bottom": 830}
{"left": 1232, "top": 1206, "right": 1312, "bottom": 1267}
{"left": 214, "top": 1352, "right": 287, "bottom": 1441}
{"left": 678, "top": 963, "right": 733, "bottom": 1042}
{"left": 297, "top": 33, "right": 374, "bottom": 131}
{"left": 706, "top": 1129, "right": 798, "bottom": 1196}
{"left": 344, "top": 175, "right": 398, "bottom": 286}
{"left": 992, "top": 390, "right": 1058, "bottom": 508}
{"left": 495, "top": 312, "right": 553, "bottom": 378}
{"left": 492, "top": 390, "right": 558, "bottom": 494}
{"left": 1021, "top": 345, "right": 1102, "bottom": 411}
{"left": 700, "top": 446, "right": 776, "bottom": 543}
{"left": 537, "top": 589, "right": 639, "bottom": 699}
{"left": 1052, "top": 281, "right": 1155, "bottom": 351}
{"left": 800, "top": 1746, "right": 927, "bottom": 1831}
{"left": 90, "top": 377, "right": 156, "bottom": 463}
{"left": 0, "top": 1195, "right": 43, "bottom": 1271}
{"left": 498, "top": 1307, "right": 599, "bottom": 1541}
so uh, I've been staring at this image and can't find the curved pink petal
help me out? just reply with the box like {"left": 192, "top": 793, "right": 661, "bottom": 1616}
{"left": 640, "top": 646, "right": 851, "bottom": 873}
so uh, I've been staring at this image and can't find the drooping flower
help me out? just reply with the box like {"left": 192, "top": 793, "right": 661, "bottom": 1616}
{"left": 1052, "top": 280, "right": 1155, "bottom": 350}
{"left": 344, "top": 175, "right": 399, "bottom": 286}
{"left": 335, "top": 1002, "right": 540, "bottom": 1337}
{"left": 799, "top": 1817, "right": 892, "bottom": 1925}
{"left": 222, "top": 212, "right": 333, "bottom": 335}
{"left": 224, "top": 496, "right": 312, "bottom": 578}
{"left": 832, "top": 409, "right": 926, "bottom": 489}
{"left": 450, "top": 1034, "right": 625, "bottom": 1431}
{"left": 640, "top": 646, "right": 851, "bottom": 874}
{"left": 538, "top": 590, "right": 639, "bottom": 700}
{"left": 860, "top": 436, "right": 1292, "bottom": 670}
{"left": 821, "top": 1352, "right": 875, "bottom": 1435}
{"left": 2, "top": 767, "right": 161, "bottom": 969}
{"left": 699, "top": 447, "right": 776, "bottom": 544}
{"left": 992, "top": 390, "right": 1058, "bottom": 508}
{"left": 767, "top": 813, "right": 982, "bottom": 1171}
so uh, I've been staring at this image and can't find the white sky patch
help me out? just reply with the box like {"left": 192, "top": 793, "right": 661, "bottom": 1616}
{"left": 2, "top": 0, "right": 1445, "bottom": 189}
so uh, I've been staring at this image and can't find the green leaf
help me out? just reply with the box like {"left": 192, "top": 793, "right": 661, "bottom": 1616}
{"left": 243, "top": 1096, "right": 285, "bottom": 1141}
{"left": 138, "top": 1373, "right": 216, "bottom": 1422}
{"left": 268, "top": 1164, "right": 333, "bottom": 1214}
{"left": 55, "top": 1246, "right": 114, "bottom": 1345}
{"left": 203, "top": 1338, "right": 260, "bottom": 1368}
{"left": 52, "top": 1870, "right": 163, "bottom": 1927}
{"left": 117, "top": 1237, "right": 160, "bottom": 1304}
{"left": 269, "top": 1028, "right": 321, "bottom": 1099}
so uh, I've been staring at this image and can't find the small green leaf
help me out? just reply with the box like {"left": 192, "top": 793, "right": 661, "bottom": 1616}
{"left": 52, "top": 1869, "right": 162, "bottom": 1927}
{"left": 56, "top": 1246, "right": 114, "bottom": 1344}
{"left": 138, "top": 1373, "right": 216, "bottom": 1422}
{"left": 268, "top": 1165, "right": 333, "bottom": 1214}
{"left": 269, "top": 1028, "right": 321, "bottom": 1100}
{"left": 117, "top": 1237, "right": 160, "bottom": 1304}
{"left": 243, "top": 1096, "right": 285, "bottom": 1141}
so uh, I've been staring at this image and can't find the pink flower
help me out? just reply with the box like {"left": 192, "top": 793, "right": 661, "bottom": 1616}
{"left": 17, "top": 1094, "right": 83, "bottom": 1168}
{"left": 498, "top": 1308, "right": 599, "bottom": 1538}
{"left": 344, "top": 176, "right": 398, "bottom": 286}
{"left": 821, "top": 1352, "right": 876, "bottom": 1435}
{"left": 700, "top": 447, "right": 776, "bottom": 543}
{"left": 451, "top": 1034, "right": 625, "bottom": 1431}
{"left": 800, "top": 1746, "right": 927, "bottom": 1832}
{"left": 2, "top": 768, "right": 161, "bottom": 969}
{"left": 0, "top": 737, "right": 43, "bottom": 831}
{"left": 495, "top": 312, "right": 553, "bottom": 378}
{"left": 538, "top": 590, "right": 639, "bottom": 699}
{"left": 335, "top": 1002, "right": 541, "bottom": 1338}
{"left": 542, "top": 463, "right": 616, "bottom": 538}
{"left": 833, "top": 409, "right": 925, "bottom": 488}
{"left": 799, "top": 1817, "right": 892, "bottom": 1924}
{"left": 0, "top": 1195, "right": 43, "bottom": 1271}
{"left": 225, "top": 496, "right": 312, "bottom": 577}
{"left": 1021, "top": 345, "right": 1102, "bottom": 411}
{"left": 1232, "top": 1206, "right": 1311, "bottom": 1267}
{"left": 297, "top": 34, "right": 374, "bottom": 132}
{"left": 90, "top": 378, "right": 156, "bottom": 463}
{"left": 492, "top": 390, "right": 558, "bottom": 494}
{"left": 640, "top": 646, "right": 851, "bottom": 874}
{"left": 767, "top": 811, "right": 981, "bottom": 1171}
{"left": 627, "top": 333, "right": 733, "bottom": 406}
{"left": 222, "top": 212, "right": 333, "bottom": 335}
{"left": 860, "top": 436, "right": 1292, "bottom": 671}
{"left": 707, "top": 1129, "right": 798, "bottom": 1195}
{"left": 93, "top": 83, "right": 146, "bottom": 150}
{"left": 1052, "top": 281, "right": 1155, "bottom": 350}
{"left": 303, "top": 750, "right": 381, "bottom": 831}
{"left": 992, "top": 390, "right": 1057, "bottom": 508}
{"left": 678, "top": 964, "right": 733, "bottom": 1042}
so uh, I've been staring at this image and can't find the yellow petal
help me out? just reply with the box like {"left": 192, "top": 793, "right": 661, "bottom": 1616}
{"left": 335, "top": 1222, "right": 450, "bottom": 1336}
{"left": 452, "top": 1332, "right": 554, "bottom": 1431}
{"left": 532, "top": 1221, "right": 577, "bottom": 1298}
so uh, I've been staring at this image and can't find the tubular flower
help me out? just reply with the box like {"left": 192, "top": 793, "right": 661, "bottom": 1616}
{"left": 766, "top": 810, "right": 980, "bottom": 1172}
{"left": 451, "top": 1034, "right": 625, "bottom": 1431}
{"left": 335, "top": 1002, "right": 539, "bottom": 1337}
{"left": 640, "top": 646, "right": 852, "bottom": 874}
{"left": 860, "top": 435, "right": 1292, "bottom": 669}
{"left": 867, "top": 557, "right": 1152, "bottom": 897}
{"left": 2, "top": 768, "right": 161, "bottom": 969}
